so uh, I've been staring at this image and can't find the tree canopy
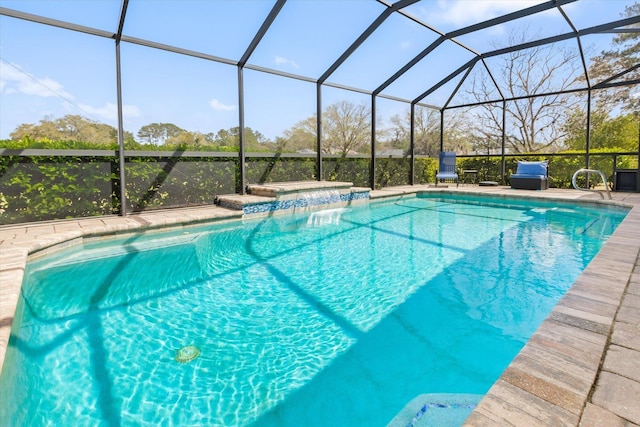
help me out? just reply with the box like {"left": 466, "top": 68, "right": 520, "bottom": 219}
{"left": 588, "top": 2, "right": 640, "bottom": 113}
{"left": 9, "top": 114, "right": 132, "bottom": 145}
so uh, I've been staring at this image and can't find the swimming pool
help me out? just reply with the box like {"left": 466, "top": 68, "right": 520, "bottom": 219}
{"left": 0, "top": 194, "right": 628, "bottom": 426}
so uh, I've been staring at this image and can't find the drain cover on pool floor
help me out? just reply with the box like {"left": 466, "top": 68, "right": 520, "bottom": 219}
{"left": 175, "top": 345, "right": 200, "bottom": 363}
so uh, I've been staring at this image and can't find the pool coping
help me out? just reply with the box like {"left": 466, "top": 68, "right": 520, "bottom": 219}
{"left": 1, "top": 185, "right": 639, "bottom": 425}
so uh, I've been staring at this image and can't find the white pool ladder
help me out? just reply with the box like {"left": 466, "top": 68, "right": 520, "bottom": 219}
{"left": 572, "top": 169, "right": 612, "bottom": 200}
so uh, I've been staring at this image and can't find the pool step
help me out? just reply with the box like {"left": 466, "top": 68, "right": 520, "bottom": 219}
{"left": 247, "top": 180, "right": 353, "bottom": 198}
{"left": 387, "top": 394, "right": 483, "bottom": 427}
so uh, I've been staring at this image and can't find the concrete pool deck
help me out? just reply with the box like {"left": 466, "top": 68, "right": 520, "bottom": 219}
{"left": 0, "top": 184, "right": 639, "bottom": 426}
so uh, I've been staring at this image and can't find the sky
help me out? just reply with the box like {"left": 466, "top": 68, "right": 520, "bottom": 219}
{"left": 0, "top": 0, "right": 636, "bottom": 141}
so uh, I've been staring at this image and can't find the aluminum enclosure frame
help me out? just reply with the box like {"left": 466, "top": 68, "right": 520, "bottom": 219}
{"left": 0, "top": 0, "right": 638, "bottom": 213}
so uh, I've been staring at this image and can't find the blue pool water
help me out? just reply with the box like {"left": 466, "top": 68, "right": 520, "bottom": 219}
{"left": 0, "top": 195, "right": 628, "bottom": 426}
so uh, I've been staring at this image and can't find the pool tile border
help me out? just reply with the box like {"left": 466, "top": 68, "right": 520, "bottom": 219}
{"left": 1, "top": 186, "right": 639, "bottom": 426}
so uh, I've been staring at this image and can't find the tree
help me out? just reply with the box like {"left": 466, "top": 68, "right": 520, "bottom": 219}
{"left": 165, "top": 130, "right": 211, "bottom": 148}
{"left": 588, "top": 2, "right": 640, "bottom": 113}
{"left": 212, "top": 126, "right": 270, "bottom": 152}
{"left": 285, "top": 101, "right": 373, "bottom": 156}
{"left": 137, "top": 123, "right": 184, "bottom": 145}
{"left": 464, "top": 30, "right": 583, "bottom": 153}
{"left": 323, "top": 101, "right": 371, "bottom": 155}
{"left": 388, "top": 107, "right": 434, "bottom": 155}
{"left": 561, "top": 3, "right": 639, "bottom": 151}
{"left": 279, "top": 121, "right": 316, "bottom": 153}
{"left": 211, "top": 128, "right": 238, "bottom": 151}
{"left": 9, "top": 114, "right": 129, "bottom": 145}
{"left": 279, "top": 116, "right": 316, "bottom": 153}
{"left": 563, "top": 107, "right": 638, "bottom": 151}
{"left": 386, "top": 106, "right": 471, "bottom": 155}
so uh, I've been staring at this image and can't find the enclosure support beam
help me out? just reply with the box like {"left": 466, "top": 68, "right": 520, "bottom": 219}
{"left": 371, "top": 96, "right": 377, "bottom": 190}
{"left": 443, "top": 61, "right": 475, "bottom": 110}
{"left": 560, "top": 0, "right": 594, "bottom": 183}
{"left": 235, "top": 0, "right": 287, "bottom": 194}
{"left": 115, "top": 0, "right": 129, "bottom": 216}
{"left": 586, "top": 89, "right": 592, "bottom": 170}
{"left": 439, "top": 110, "right": 444, "bottom": 152}
{"left": 637, "top": 114, "right": 640, "bottom": 193}
{"left": 238, "top": 1, "right": 286, "bottom": 66}
{"left": 316, "top": 83, "right": 323, "bottom": 181}
{"left": 237, "top": 67, "right": 246, "bottom": 194}
{"left": 592, "top": 64, "right": 640, "bottom": 90}
{"left": 424, "top": 16, "right": 640, "bottom": 111}
{"left": 319, "top": 0, "right": 419, "bottom": 189}
{"left": 319, "top": 0, "right": 419, "bottom": 85}
{"left": 413, "top": 58, "right": 477, "bottom": 105}
{"left": 410, "top": 103, "right": 416, "bottom": 186}
{"left": 501, "top": 100, "right": 506, "bottom": 184}
{"left": 115, "top": 46, "right": 127, "bottom": 215}
{"left": 376, "top": 1, "right": 576, "bottom": 98}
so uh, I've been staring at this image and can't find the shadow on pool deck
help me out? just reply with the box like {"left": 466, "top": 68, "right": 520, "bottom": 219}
{"left": 1, "top": 185, "right": 639, "bottom": 426}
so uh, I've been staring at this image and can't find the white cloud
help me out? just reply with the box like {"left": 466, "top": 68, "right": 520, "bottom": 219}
{"left": 209, "top": 98, "right": 236, "bottom": 111}
{"left": 275, "top": 56, "right": 300, "bottom": 69}
{"left": 78, "top": 102, "right": 141, "bottom": 121}
{"left": 0, "top": 61, "right": 75, "bottom": 99}
{"left": 427, "top": 0, "right": 545, "bottom": 27}
{"left": 122, "top": 104, "right": 142, "bottom": 118}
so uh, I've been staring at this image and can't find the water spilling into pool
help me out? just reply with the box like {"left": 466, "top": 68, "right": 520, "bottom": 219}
{"left": 0, "top": 194, "right": 628, "bottom": 426}
{"left": 296, "top": 189, "right": 341, "bottom": 211}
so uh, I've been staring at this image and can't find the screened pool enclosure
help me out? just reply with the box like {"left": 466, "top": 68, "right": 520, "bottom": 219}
{"left": 0, "top": 0, "right": 639, "bottom": 223}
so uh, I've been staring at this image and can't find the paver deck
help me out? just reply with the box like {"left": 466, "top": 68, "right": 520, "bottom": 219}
{"left": 1, "top": 184, "right": 639, "bottom": 426}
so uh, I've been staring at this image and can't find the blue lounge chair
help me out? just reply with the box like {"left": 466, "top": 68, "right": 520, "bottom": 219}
{"left": 436, "top": 151, "right": 458, "bottom": 187}
{"left": 510, "top": 160, "right": 549, "bottom": 190}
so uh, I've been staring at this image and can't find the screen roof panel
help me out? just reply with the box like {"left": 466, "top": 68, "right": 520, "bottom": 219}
{"left": 401, "top": 0, "right": 549, "bottom": 35}
{"left": 0, "top": 0, "right": 637, "bottom": 135}
{"left": 454, "top": 7, "right": 572, "bottom": 52}
{"left": 421, "top": 75, "right": 467, "bottom": 107}
{"left": 122, "top": 0, "right": 275, "bottom": 60}
{"left": 328, "top": 11, "right": 440, "bottom": 92}
{"left": 482, "top": 38, "right": 586, "bottom": 98}
{"left": 561, "top": 0, "right": 632, "bottom": 29}
{"left": 581, "top": 33, "right": 632, "bottom": 86}
{"left": 0, "top": 0, "right": 121, "bottom": 31}
{"left": 248, "top": 0, "right": 384, "bottom": 78}
{"left": 380, "top": 39, "right": 476, "bottom": 101}
{"left": 449, "top": 61, "right": 502, "bottom": 107}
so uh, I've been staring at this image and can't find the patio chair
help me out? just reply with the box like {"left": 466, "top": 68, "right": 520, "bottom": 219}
{"left": 510, "top": 160, "right": 549, "bottom": 190}
{"left": 435, "top": 151, "right": 459, "bottom": 187}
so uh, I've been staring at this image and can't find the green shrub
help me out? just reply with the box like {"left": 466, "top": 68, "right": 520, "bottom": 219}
{"left": 0, "top": 138, "right": 636, "bottom": 224}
